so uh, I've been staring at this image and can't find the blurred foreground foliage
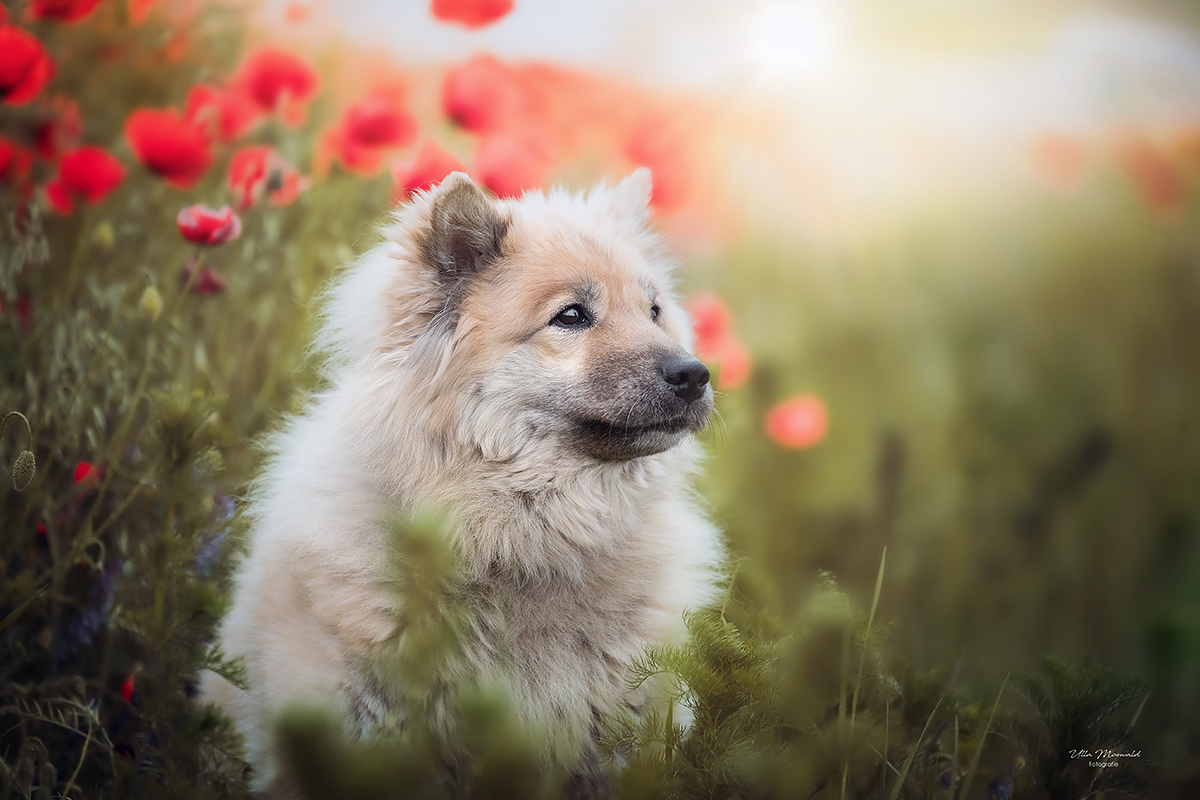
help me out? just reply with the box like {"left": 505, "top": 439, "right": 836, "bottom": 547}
{"left": 2, "top": 0, "right": 1198, "bottom": 798}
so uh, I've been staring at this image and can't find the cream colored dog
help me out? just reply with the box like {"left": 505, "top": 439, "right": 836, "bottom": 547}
{"left": 201, "top": 170, "right": 724, "bottom": 797}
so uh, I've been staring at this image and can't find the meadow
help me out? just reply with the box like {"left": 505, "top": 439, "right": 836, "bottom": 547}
{"left": 1, "top": 1, "right": 1198, "bottom": 797}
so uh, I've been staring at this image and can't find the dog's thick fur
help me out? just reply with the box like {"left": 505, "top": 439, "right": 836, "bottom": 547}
{"left": 201, "top": 170, "right": 724, "bottom": 797}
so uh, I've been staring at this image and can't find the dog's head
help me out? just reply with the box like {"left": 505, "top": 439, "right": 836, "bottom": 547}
{"left": 331, "top": 170, "right": 712, "bottom": 466}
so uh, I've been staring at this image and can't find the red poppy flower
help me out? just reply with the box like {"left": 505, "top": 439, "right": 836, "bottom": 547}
{"left": 431, "top": 0, "right": 513, "bottom": 29}
{"left": 29, "top": 0, "right": 103, "bottom": 23}
{"left": 129, "top": 0, "right": 155, "bottom": 24}
{"left": 686, "top": 293, "right": 732, "bottom": 361}
{"left": 227, "top": 145, "right": 303, "bottom": 208}
{"left": 475, "top": 135, "right": 546, "bottom": 199}
{"left": 125, "top": 108, "right": 212, "bottom": 188}
{"left": 177, "top": 204, "right": 241, "bottom": 246}
{"left": 685, "top": 293, "right": 751, "bottom": 389}
{"left": 1115, "top": 134, "right": 1186, "bottom": 215}
{"left": 391, "top": 142, "right": 465, "bottom": 200}
{"left": 0, "top": 25, "right": 54, "bottom": 105}
{"left": 44, "top": 146, "right": 125, "bottom": 214}
{"left": 442, "top": 54, "right": 536, "bottom": 134}
{"left": 284, "top": 2, "right": 309, "bottom": 23}
{"left": 185, "top": 83, "right": 261, "bottom": 143}
{"left": 625, "top": 119, "right": 689, "bottom": 211}
{"left": 1033, "top": 132, "right": 1088, "bottom": 190}
{"left": 227, "top": 145, "right": 271, "bottom": 209}
{"left": 233, "top": 48, "right": 319, "bottom": 122}
{"left": 180, "top": 256, "right": 227, "bottom": 295}
{"left": 765, "top": 395, "right": 828, "bottom": 449}
{"left": 120, "top": 673, "right": 135, "bottom": 703}
{"left": 0, "top": 136, "right": 33, "bottom": 185}
{"left": 73, "top": 461, "right": 101, "bottom": 484}
{"left": 322, "top": 92, "right": 418, "bottom": 178}
{"left": 32, "top": 97, "right": 82, "bottom": 161}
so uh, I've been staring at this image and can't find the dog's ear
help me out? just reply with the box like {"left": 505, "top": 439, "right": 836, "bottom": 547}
{"left": 609, "top": 167, "right": 653, "bottom": 225}
{"left": 422, "top": 172, "right": 508, "bottom": 289}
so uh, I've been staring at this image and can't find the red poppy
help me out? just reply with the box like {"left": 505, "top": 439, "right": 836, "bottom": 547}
{"left": 177, "top": 204, "right": 241, "bottom": 245}
{"left": 431, "top": 0, "right": 513, "bottom": 29}
{"left": 322, "top": 92, "right": 418, "bottom": 178}
{"left": 284, "top": 2, "right": 309, "bottom": 23}
{"left": 73, "top": 461, "right": 101, "bottom": 484}
{"left": 765, "top": 395, "right": 828, "bottom": 449}
{"left": 268, "top": 166, "right": 305, "bottom": 206}
{"left": 125, "top": 108, "right": 212, "bottom": 188}
{"left": 129, "top": 0, "right": 155, "bottom": 24}
{"left": 180, "top": 256, "right": 227, "bottom": 295}
{"left": 1033, "top": 132, "right": 1088, "bottom": 190}
{"left": 185, "top": 83, "right": 261, "bottom": 143}
{"left": 29, "top": 0, "right": 103, "bottom": 23}
{"left": 685, "top": 293, "right": 751, "bottom": 389}
{"left": 0, "top": 25, "right": 54, "bottom": 105}
{"left": 687, "top": 293, "right": 731, "bottom": 360}
{"left": 228, "top": 145, "right": 303, "bottom": 208}
{"left": 0, "top": 136, "right": 33, "bottom": 185}
{"left": 391, "top": 142, "right": 466, "bottom": 200}
{"left": 227, "top": 145, "right": 271, "bottom": 209}
{"left": 625, "top": 119, "right": 689, "bottom": 211}
{"left": 44, "top": 146, "right": 125, "bottom": 214}
{"left": 442, "top": 54, "right": 536, "bottom": 134}
{"left": 1115, "top": 134, "right": 1187, "bottom": 215}
{"left": 475, "top": 135, "right": 546, "bottom": 199}
{"left": 32, "top": 97, "right": 82, "bottom": 161}
{"left": 120, "top": 673, "right": 135, "bottom": 703}
{"left": 233, "top": 48, "right": 319, "bottom": 122}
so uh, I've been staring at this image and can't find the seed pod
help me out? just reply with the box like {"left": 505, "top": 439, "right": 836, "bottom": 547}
{"left": 12, "top": 449, "right": 35, "bottom": 491}
{"left": 140, "top": 285, "right": 163, "bottom": 321}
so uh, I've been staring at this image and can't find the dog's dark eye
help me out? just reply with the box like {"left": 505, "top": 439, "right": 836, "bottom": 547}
{"left": 551, "top": 304, "right": 591, "bottom": 328}
{"left": 650, "top": 304, "right": 661, "bottom": 320}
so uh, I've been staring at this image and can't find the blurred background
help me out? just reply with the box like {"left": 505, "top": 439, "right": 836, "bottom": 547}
{"left": 2, "top": 0, "right": 1199, "bottom": 796}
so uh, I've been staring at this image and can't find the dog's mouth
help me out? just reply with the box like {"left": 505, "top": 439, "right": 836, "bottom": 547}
{"left": 573, "top": 409, "right": 707, "bottom": 461}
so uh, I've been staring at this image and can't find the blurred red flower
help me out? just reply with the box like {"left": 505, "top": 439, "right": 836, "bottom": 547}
{"left": 1032, "top": 132, "right": 1088, "bottom": 190}
{"left": 178, "top": 205, "right": 241, "bottom": 245}
{"left": 475, "top": 135, "right": 546, "bottom": 199}
{"left": 185, "top": 83, "right": 261, "bottom": 143}
{"left": 442, "top": 55, "right": 536, "bottom": 134}
{"left": 0, "top": 25, "right": 54, "bottom": 105}
{"left": 284, "top": 2, "right": 309, "bottom": 23}
{"left": 322, "top": 92, "right": 417, "bottom": 177}
{"left": 228, "top": 146, "right": 270, "bottom": 209}
{"left": 391, "top": 142, "right": 465, "bottom": 200}
{"left": 625, "top": 119, "right": 689, "bottom": 211}
{"left": 125, "top": 108, "right": 212, "bottom": 188}
{"left": 44, "top": 146, "right": 125, "bottom": 214}
{"left": 32, "top": 97, "right": 82, "bottom": 161}
{"left": 765, "top": 395, "right": 828, "bottom": 449}
{"left": 73, "top": 461, "right": 101, "bottom": 484}
{"left": 1115, "top": 134, "right": 1187, "bottom": 215}
{"left": 685, "top": 293, "right": 751, "bottom": 390}
{"left": 181, "top": 256, "right": 227, "bottom": 295}
{"left": 29, "top": 0, "right": 102, "bottom": 23}
{"left": 129, "top": 0, "right": 155, "bottom": 24}
{"left": 431, "top": 0, "right": 513, "bottom": 29}
{"left": 228, "top": 146, "right": 303, "bottom": 208}
{"left": 687, "top": 293, "right": 732, "bottom": 360}
{"left": 0, "top": 136, "right": 33, "bottom": 186}
{"left": 233, "top": 48, "right": 319, "bottom": 123}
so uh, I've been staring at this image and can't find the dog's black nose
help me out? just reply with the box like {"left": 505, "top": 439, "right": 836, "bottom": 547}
{"left": 662, "top": 357, "right": 710, "bottom": 403}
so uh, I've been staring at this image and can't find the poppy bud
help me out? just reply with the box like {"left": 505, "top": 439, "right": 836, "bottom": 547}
{"left": 140, "top": 286, "right": 162, "bottom": 320}
{"left": 12, "top": 449, "right": 34, "bottom": 491}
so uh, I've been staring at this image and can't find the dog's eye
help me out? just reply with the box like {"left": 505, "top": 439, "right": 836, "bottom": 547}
{"left": 650, "top": 304, "right": 661, "bottom": 320}
{"left": 551, "top": 304, "right": 591, "bottom": 328}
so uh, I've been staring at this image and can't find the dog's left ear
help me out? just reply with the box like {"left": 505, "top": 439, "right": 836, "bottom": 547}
{"left": 422, "top": 172, "right": 509, "bottom": 290}
{"left": 609, "top": 167, "right": 653, "bottom": 226}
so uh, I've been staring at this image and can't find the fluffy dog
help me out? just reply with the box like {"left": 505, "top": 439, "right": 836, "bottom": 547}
{"left": 201, "top": 169, "right": 725, "bottom": 797}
